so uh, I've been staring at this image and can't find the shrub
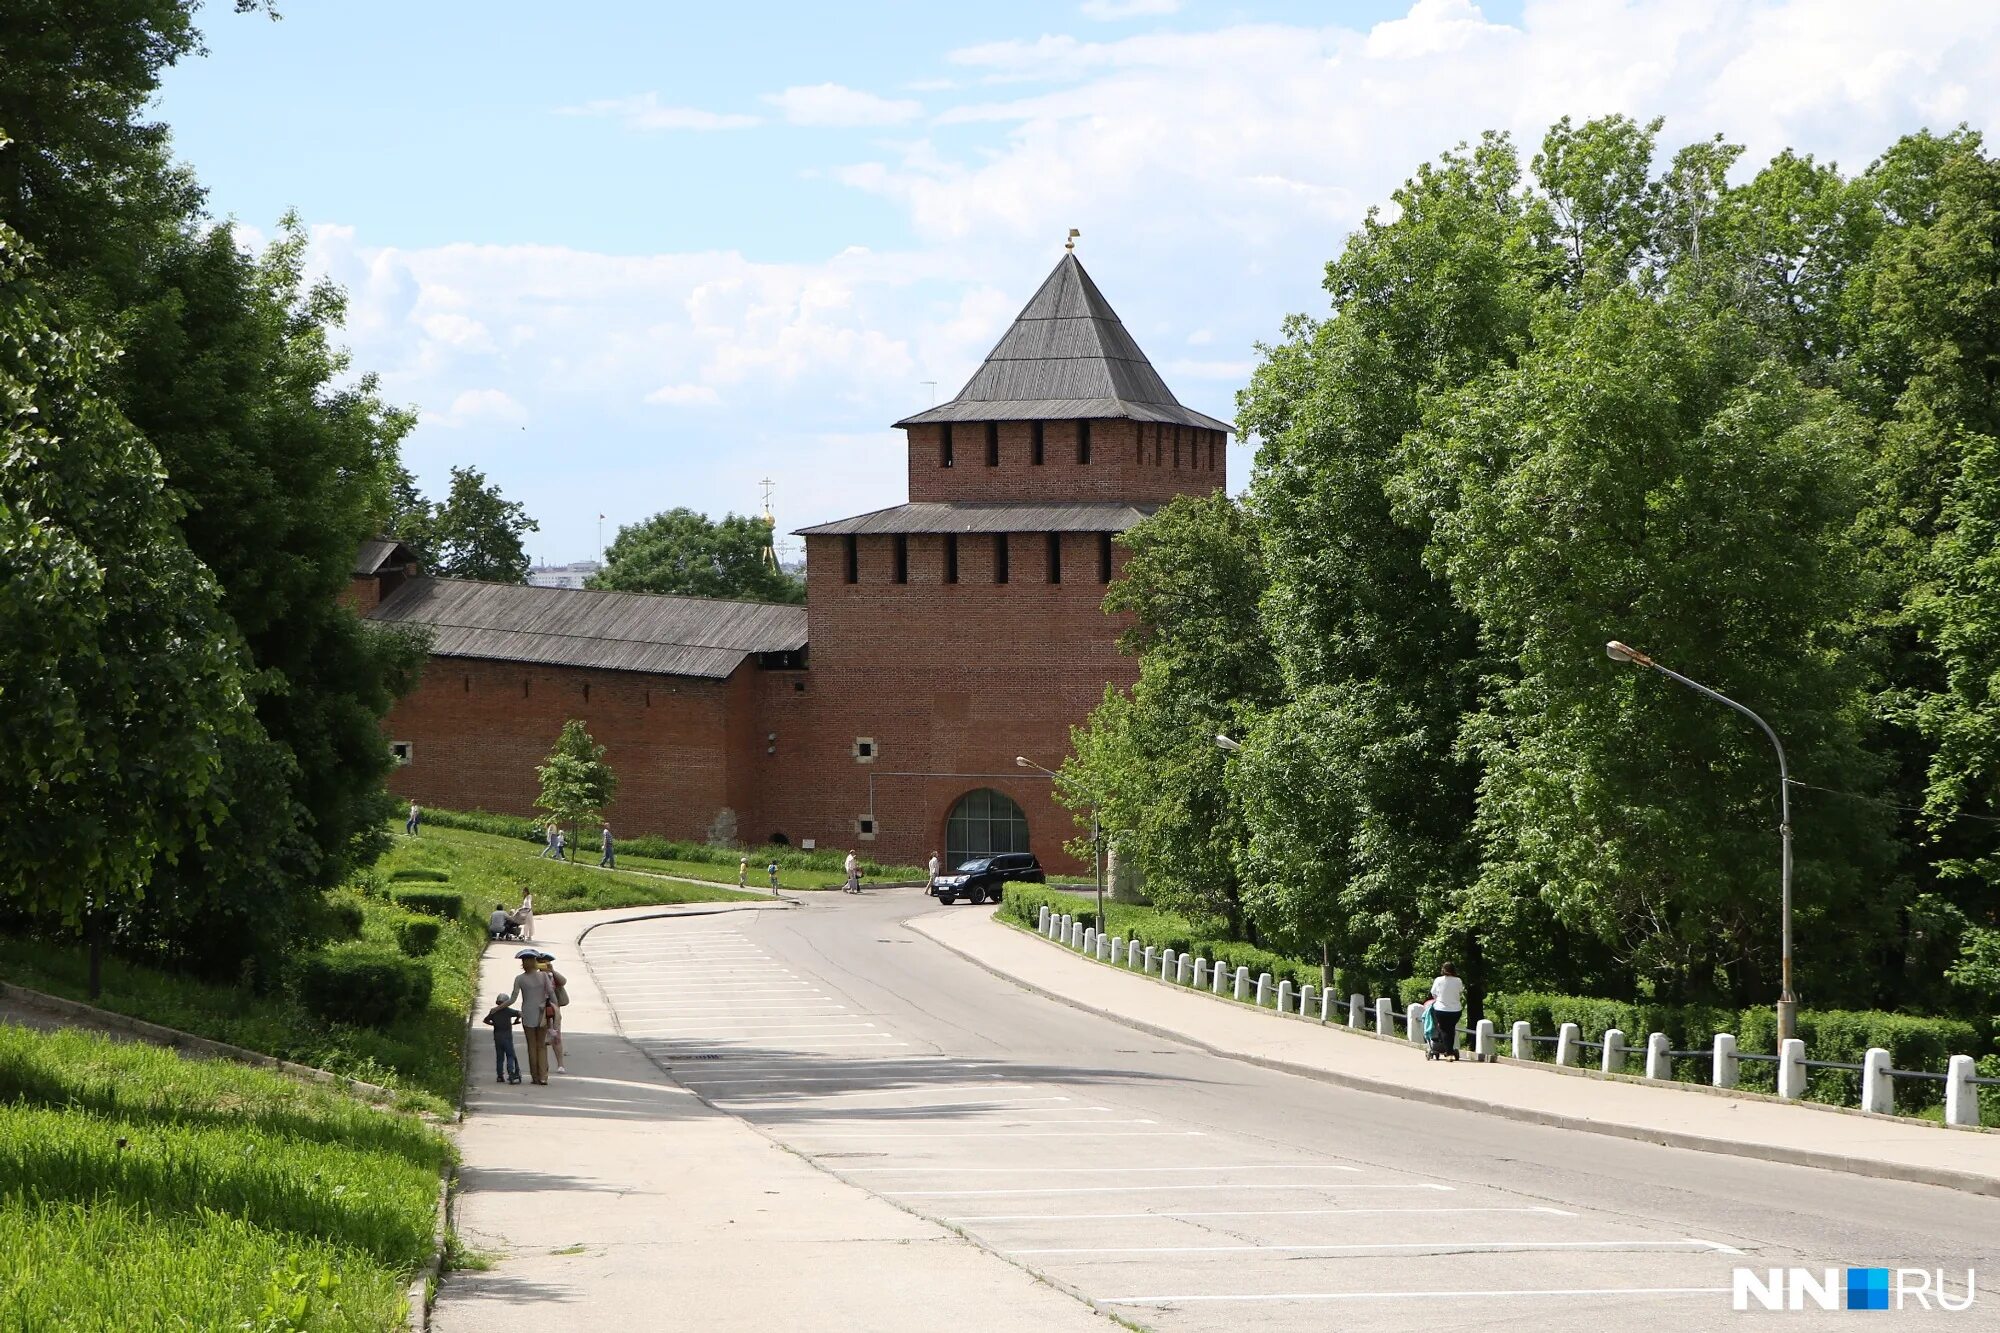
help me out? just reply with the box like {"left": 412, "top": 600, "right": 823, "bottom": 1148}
{"left": 296, "top": 946, "right": 435, "bottom": 1028}
{"left": 320, "top": 893, "right": 365, "bottom": 940}
{"left": 391, "top": 889, "right": 464, "bottom": 920}
{"left": 389, "top": 867, "right": 449, "bottom": 883}
{"left": 394, "top": 915, "right": 442, "bottom": 959}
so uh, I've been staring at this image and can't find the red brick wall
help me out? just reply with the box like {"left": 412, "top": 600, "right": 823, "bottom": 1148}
{"left": 907, "top": 420, "right": 1225, "bottom": 505}
{"left": 383, "top": 656, "right": 749, "bottom": 842}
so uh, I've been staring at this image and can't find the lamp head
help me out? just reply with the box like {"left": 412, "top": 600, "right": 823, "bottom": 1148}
{"left": 1605, "top": 640, "right": 1654, "bottom": 668}
{"left": 1014, "top": 756, "right": 1031, "bottom": 768}
{"left": 1213, "top": 733, "right": 1242, "bottom": 752}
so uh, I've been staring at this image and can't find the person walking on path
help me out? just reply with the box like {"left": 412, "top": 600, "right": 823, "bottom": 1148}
{"left": 553, "top": 827, "right": 567, "bottom": 861}
{"left": 767, "top": 860, "right": 780, "bottom": 890}
{"left": 844, "top": 850, "right": 860, "bottom": 894}
{"left": 508, "top": 951, "right": 561, "bottom": 1085}
{"left": 537, "top": 824, "right": 558, "bottom": 859}
{"left": 514, "top": 892, "right": 535, "bottom": 942}
{"left": 540, "top": 957, "right": 569, "bottom": 1074}
{"left": 927, "top": 851, "right": 940, "bottom": 892}
{"left": 406, "top": 801, "right": 421, "bottom": 836}
{"left": 738, "top": 856, "right": 748, "bottom": 888}
{"left": 1427, "top": 963, "right": 1465, "bottom": 1061}
{"left": 599, "top": 824, "right": 616, "bottom": 869}
{"left": 483, "top": 993, "right": 522, "bottom": 1084}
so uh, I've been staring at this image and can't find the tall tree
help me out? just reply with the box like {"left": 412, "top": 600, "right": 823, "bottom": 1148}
{"left": 0, "top": 218, "right": 252, "bottom": 924}
{"left": 535, "top": 720, "right": 618, "bottom": 843}
{"left": 388, "top": 463, "right": 538, "bottom": 583}
{"left": 592, "top": 507, "right": 803, "bottom": 604}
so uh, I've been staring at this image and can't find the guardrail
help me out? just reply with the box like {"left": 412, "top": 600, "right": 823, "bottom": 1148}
{"left": 1031, "top": 904, "right": 1996, "bottom": 1128}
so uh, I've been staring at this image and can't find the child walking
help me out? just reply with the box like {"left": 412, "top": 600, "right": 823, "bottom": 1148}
{"left": 483, "top": 993, "right": 522, "bottom": 1084}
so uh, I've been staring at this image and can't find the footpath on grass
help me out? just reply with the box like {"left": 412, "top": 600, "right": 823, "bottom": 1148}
{"left": 431, "top": 904, "right": 1109, "bottom": 1333}
{"left": 911, "top": 905, "right": 2000, "bottom": 1199}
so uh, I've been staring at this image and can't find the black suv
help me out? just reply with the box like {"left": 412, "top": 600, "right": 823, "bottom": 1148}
{"left": 930, "top": 852, "right": 1044, "bottom": 905}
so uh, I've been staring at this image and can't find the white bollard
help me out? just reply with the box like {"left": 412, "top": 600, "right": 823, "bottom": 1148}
{"left": 1945, "top": 1055, "right": 1979, "bottom": 1128}
{"left": 1234, "top": 967, "right": 1251, "bottom": 1001}
{"left": 1349, "top": 994, "right": 1366, "bottom": 1029}
{"left": 1512, "top": 1020, "right": 1531, "bottom": 1061}
{"left": 1645, "top": 1032, "right": 1671, "bottom": 1081}
{"left": 1193, "top": 958, "right": 1208, "bottom": 988}
{"left": 1157, "top": 948, "right": 1174, "bottom": 980}
{"left": 1110, "top": 934, "right": 1123, "bottom": 961}
{"left": 1099, "top": 934, "right": 1113, "bottom": 962}
{"left": 1127, "top": 939, "right": 1142, "bottom": 969}
{"left": 1713, "top": 1032, "right": 1739, "bottom": 1089}
{"left": 1213, "top": 961, "right": 1229, "bottom": 996}
{"left": 1082, "top": 927, "right": 1095, "bottom": 955}
{"left": 1556, "top": 1022, "right": 1581, "bottom": 1067}
{"left": 1861, "top": 1047, "right": 1893, "bottom": 1115}
{"left": 1142, "top": 946, "right": 1156, "bottom": 975}
{"left": 1037, "top": 905, "right": 1050, "bottom": 932}
{"left": 1375, "top": 998, "right": 1393, "bottom": 1036}
{"left": 1777, "top": 1038, "right": 1807, "bottom": 1100}
{"left": 1255, "top": 973, "right": 1273, "bottom": 1007}
{"left": 1059, "top": 914, "right": 1072, "bottom": 942}
{"left": 1277, "top": 980, "right": 1293, "bottom": 1014}
{"left": 1407, "top": 1003, "right": 1426, "bottom": 1045}
{"left": 1299, "top": 983, "right": 1315, "bottom": 1017}
{"left": 1074, "top": 922, "right": 1087, "bottom": 950}
{"left": 1475, "top": 1019, "right": 1496, "bottom": 1061}
{"left": 1601, "top": 1028, "right": 1626, "bottom": 1074}
{"left": 1178, "top": 954, "right": 1194, "bottom": 986}
{"left": 1322, "top": 987, "right": 1338, "bottom": 1022}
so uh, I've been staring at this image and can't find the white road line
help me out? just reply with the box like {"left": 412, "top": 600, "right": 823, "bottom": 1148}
{"left": 709, "top": 1084, "right": 1035, "bottom": 1102}
{"left": 842, "top": 1164, "right": 1359, "bottom": 1175}
{"left": 627, "top": 1023, "right": 878, "bottom": 1031}
{"left": 1100, "top": 1287, "right": 1734, "bottom": 1306}
{"left": 796, "top": 1130, "right": 1207, "bottom": 1139}
{"left": 642, "top": 1035, "right": 904, "bottom": 1044}
{"left": 1010, "top": 1238, "right": 1743, "bottom": 1257}
{"left": 950, "top": 1207, "right": 1574, "bottom": 1221}
{"left": 889, "top": 1184, "right": 1451, "bottom": 1197}
{"left": 786, "top": 1117, "right": 1156, "bottom": 1128}
{"left": 720, "top": 1096, "right": 1076, "bottom": 1110}
{"left": 682, "top": 1073, "right": 1009, "bottom": 1086}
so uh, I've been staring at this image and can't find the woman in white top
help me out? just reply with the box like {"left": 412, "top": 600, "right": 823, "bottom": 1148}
{"left": 514, "top": 893, "right": 535, "bottom": 942}
{"left": 1428, "top": 963, "right": 1465, "bottom": 1061}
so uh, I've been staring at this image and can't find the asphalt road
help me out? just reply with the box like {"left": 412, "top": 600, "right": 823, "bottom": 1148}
{"left": 581, "top": 890, "right": 2000, "bottom": 1331}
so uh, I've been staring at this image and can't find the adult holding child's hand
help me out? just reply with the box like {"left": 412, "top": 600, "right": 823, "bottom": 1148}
{"left": 508, "top": 949, "right": 560, "bottom": 1084}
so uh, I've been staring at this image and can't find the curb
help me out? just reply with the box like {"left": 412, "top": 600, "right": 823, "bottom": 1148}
{"left": 0, "top": 982, "right": 401, "bottom": 1103}
{"left": 405, "top": 1158, "right": 455, "bottom": 1331}
{"left": 912, "top": 914, "right": 2000, "bottom": 1201}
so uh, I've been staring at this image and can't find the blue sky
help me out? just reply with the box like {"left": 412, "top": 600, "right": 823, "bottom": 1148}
{"left": 157, "top": 0, "right": 1996, "bottom": 565}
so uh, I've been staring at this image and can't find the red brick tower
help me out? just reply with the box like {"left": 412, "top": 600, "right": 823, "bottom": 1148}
{"left": 781, "top": 252, "right": 1228, "bottom": 873}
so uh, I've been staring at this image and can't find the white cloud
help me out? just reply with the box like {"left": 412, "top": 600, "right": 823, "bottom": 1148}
{"left": 644, "top": 383, "right": 723, "bottom": 407}
{"left": 764, "top": 83, "right": 923, "bottom": 127}
{"left": 560, "top": 92, "right": 760, "bottom": 131}
{"left": 1081, "top": 0, "right": 1181, "bottom": 19}
{"left": 432, "top": 388, "right": 526, "bottom": 429}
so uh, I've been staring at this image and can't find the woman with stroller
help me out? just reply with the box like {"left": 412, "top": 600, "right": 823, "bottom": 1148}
{"left": 1424, "top": 963, "right": 1465, "bottom": 1061}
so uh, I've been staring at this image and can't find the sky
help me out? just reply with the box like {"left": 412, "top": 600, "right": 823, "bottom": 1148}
{"left": 156, "top": 0, "right": 2000, "bottom": 566}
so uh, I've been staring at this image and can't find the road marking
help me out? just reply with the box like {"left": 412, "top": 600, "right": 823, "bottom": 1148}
{"left": 889, "top": 1183, "right": 1451, "bottom": 1197}
{"left": 721, "top": 1096, "right": 1077, "bottom": 1110}
{"left": 1010, "top": 1238, "right": 1743, "bottom": 1256}
{"left": 681, "top": 1073, "right": 1009, "bottom": 1086}
{"left": 949, "top": 1206, "right": 1573, "bottom": 1221}
{"left": 643, "top": 1035, "right": 904, "bottom": 1045}
{"left": 628, "top": 1022, "right": 878, "bottom": 1031}
{"left": 1099, "top": 1287, "right": 1734, "bottom": 1306}
{"left": 710, "top": 1084, "right": 1039, "bottom": 1102}
{"left": 842, "top": 1164, "right": 1360, "bottom": 1175}
{"left": 794, "top": 1130, "right": 1207, "bottom": 1139}
{"left": 787, "top": 1117, "right": 1157, "bottom": 1128}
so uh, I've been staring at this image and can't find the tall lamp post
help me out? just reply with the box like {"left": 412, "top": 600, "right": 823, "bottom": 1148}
{"left": 1017, "top": 756, "right": 1101, "bottom": 935}
{"left": 1605, "top": 640, "right": 1796, "bottom": 1042}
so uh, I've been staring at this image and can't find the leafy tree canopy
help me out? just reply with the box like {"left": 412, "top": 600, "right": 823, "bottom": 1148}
{"left": 387, "top": 462, "right": 538, "bottom": 583}
{"left": 535, "top": 720, "right": 618, "bottom": 837}
{"left": 591, "top": 507, "right": 803, "bottom": 604}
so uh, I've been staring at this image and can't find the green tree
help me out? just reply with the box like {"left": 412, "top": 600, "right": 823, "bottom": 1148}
{"left": 0, "top": 219, "right": 252, "bottom": 924}
{"left": 388, "top": 462, "right": 538, "bottom": 583}
{"left": 535, "top": 720, "right": 618, "bottom": 844}
{"left": 1060, "top": 494, "right": 1276, "bottom": 934}
{"left": 592, "top": 507, "right": 803, "bottom": 604}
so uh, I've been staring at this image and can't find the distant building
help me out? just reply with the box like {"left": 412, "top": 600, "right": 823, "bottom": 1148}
{"left": 526, "top": 560, "right": 602, "bottom": 590}
{"left": 356, "top": 253, "right": 1226, "bottom": 872}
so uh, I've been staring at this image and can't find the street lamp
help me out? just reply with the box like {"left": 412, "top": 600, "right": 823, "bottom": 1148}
{"left": 1017, "top": 756, "right": 1104, "bottom": 936}
{"left": 1213, "top": 733, "right": 1242, "bottom": 753}
{"left": 1606, "top": 640, "right": 1796, "bottom": 1042}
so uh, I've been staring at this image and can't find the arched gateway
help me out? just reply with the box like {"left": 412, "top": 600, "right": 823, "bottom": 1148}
{"left": 944, "top": 788, "right": 1030, "bottom": 868}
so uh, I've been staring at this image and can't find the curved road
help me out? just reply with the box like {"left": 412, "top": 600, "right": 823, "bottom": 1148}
{"left": 581, "top": 890, "right": 1999, "bottom": 1330}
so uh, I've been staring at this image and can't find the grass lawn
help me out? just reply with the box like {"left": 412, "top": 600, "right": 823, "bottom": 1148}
{"left": 0, "top": 1024, "right": 448, "bottom": 1330}
{"left": 410, "top": 823, "right": 800, "bottom": 895}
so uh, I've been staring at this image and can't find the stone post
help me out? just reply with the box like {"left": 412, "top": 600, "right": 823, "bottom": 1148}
{"left": 1277, "top": 980, "right": 1293, "bottom": 1014}
{"left": 1601, "top": 1028, "right": 1626, "bottom": 1074}
{"left": 1556, "top": 1022, "right": 1581, "bottom": 1067}
{"left": 1037, "top": 905, "right": 1050, "bottom": 933}
{"left": 1945, "top": 1054, "right": 1979, "bottom": 1128}
{"left": 1350, "top": 994, "right": 1365, "bottom": 1029}
{"left": 1234, "top": 967, "right": 1250, "bottom": 1001}
{"left": 1177, "top": 955, "right": 1194, "bottom": 986}
{"left": 1511, "top": 1021, "right": 1531, "bottom": 1061}
{"left": 1142, "top": 945, "right": 1156, "bottom": 975}
{"left": 1109, "top": 934, "right": 1123, "bottom": 962}
{"left": 1645, "top": 1032, "right": 1671, "bottom": 1082}
{"left": 1193, "top": 958, "right": 1208, "bottom": 989}
{"left": 1213, "top": 962, "right": 1228, "bottom": 996}
{"left": 1099, "top": 934, "right": 1112, "bottom": 962}
{"left": 1713, "top": 1032, "right": 1739, "bottom": 1089}
{"left": 1322, "top": 987, "right": 1338, "bottom": 1023}
{"left": 1861, "top": 1046, "right": 1893, "bottom": 1115}
{"left": 1255, "top": 973, "right": 1273, "bottom": 1007}
{"left": 1777, "top": 1038, "right": 1807, "bottom": 1100}
{"left": 1475, "top": 1019, "right": 1496, "bottom": 1061}
{"left": 1375, "top": 998, "right": 1393, "bottom": 1036}
{"left": 1407, "top": 1003, "right": 1425, "bottom": 1045}
{"left": 1299, "top": 983, "right": 1315, "bottom": 1017}
{"left": 1127, "top": 939, "right": 1142, "bottom": 969}
{"left": 1158, "top": 948, "right": 1175, "bottom": 981}
{"left": 1082, "top": 927, "right": 1095, "bottom": 955}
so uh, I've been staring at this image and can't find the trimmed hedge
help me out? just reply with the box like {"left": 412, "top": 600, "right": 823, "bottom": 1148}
{"left": 395, "top": 916, "right": 443, "bottom": 959}
{"left": 1738, "top": 1007, "right": 1982, "bottom": 1113}
{"left": 321, "top": 894, "right": 365, "bottom": 940}
{"left": 296, "top": 945, "right": 435, "bottom": 1028}
{"left": 389, "top": 867, "right": 449, "bottom": 883}
{"left": 391, "top": 889, "right": 464, "bottom": 921}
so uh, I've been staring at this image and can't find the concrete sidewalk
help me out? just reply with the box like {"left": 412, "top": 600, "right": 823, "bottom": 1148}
{"left": 432, "top": 905, "right": 1111, "bottom": 1333}
{"left": 911, "top": 906, "right": 2000, "bottom": 1199}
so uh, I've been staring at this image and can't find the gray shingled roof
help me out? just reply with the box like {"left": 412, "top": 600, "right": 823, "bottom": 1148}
{"left": 367, "top": 577, "right": 807, "bottom": 679}
{"left": 796, "top": 501, "right": 1157, "bottom": 537}
{"left": 895, "top": 254, "right": 1231, "bottom": 433}
{"left": 354, "top": 537, "right": 419, "bottom": 576}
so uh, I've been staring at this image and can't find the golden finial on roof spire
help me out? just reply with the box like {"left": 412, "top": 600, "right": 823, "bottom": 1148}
{"left": 1065, "top": 228, "right": 1080, "bottom": 253}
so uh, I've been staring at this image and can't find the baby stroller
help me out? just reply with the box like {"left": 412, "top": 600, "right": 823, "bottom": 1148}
{"left": 1422, "top": 999, "right": 1460, "bottom": 1061}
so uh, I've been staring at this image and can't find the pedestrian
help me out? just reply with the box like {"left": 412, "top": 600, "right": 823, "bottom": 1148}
{"left": 507, "top": 951, "right": 559, "bottom": 1085}
{"left": 406, "top": 801, "right": 421, "bottom": 836}
{"left": 537, "top": 823, "right": 558, "bottom": 859}
{"left": 487, "top": 902, "right": 518, "bottom": 941}
{"left": 844, "top": 850, "right": 860, "bottom": 894}
{"left": 599, "top": 823, "right": 615, "bottom": 869}
{"left": 767, "top": 860, "right": 779, "bottom": 890}
{"left": 553, "top": 827, "right": 567, "bottom": 861}
{"left": 483, "top": 992, "right": 522, "bottom": 1084}
{"left": 514, "top": 892, "right": 535, "bottom": 942}
{"left": 1427, "top": 962, "right": 1465, "bottom": 1061}
{"left": 738, "top": 856, "right": 748, "bottom": 888}
{"left": 926, "top": 851, "right": 940, "bottom": 892}
{"left": 540, "top": 955, "right": 569, "bottom": 1074}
